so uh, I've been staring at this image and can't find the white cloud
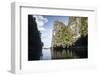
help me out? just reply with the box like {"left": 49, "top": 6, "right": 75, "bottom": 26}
{"left": 38, "top": 27, "right": 45, "bottom": 31}
{"left": 33, "top": 15, "right": 52, "bottom": 48}
{"left": 41, "top": 30, "right": 53, "bottom": 48}
{"left": 33, "top": 15, "right": 48, "bottom": 31}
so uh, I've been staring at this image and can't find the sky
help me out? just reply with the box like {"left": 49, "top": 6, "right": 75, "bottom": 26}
{"left": 33, "top": 15, "right": 69, "bottom": 48}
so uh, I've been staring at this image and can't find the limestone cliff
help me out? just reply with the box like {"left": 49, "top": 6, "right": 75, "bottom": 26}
{"left": 51, "top": 17, "right": 88, "bottom": 48}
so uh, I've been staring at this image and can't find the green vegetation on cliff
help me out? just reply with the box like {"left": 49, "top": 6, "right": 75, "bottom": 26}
{"left": 51, "top": 17, "right": 88, "bottom": 48}
{"left": 80, "top": 17, "right": 88, "bottom": 37}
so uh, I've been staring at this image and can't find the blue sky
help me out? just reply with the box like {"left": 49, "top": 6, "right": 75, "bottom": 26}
{"left": 33, "top": 15, "right": 69, "bottom": 48}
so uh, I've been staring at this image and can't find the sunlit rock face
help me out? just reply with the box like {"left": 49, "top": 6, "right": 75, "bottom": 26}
{"left": 52, "top": 21, "right": 65, "bottom": 47}
{"left": 52, "top": 17, "right": 88, "bottom": 48}
{"left": 69, "top": 17, "right": 81, "bottom": 39}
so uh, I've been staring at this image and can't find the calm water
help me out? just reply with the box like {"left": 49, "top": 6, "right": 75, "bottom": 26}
{"left": 41, "top": 48, "right": 88, "bottom": 60}
{"left": 41, "top": 49, "right": 51, "bottom": 60}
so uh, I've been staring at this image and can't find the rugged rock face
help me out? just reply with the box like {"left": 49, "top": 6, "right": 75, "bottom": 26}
{"left": 51, "top": 17, "right": 88, "bottom": 48}
{"left": 52, "top": 21, "right": 65, "bottom": 47}
{"left": 28, "top": 15, "right": 43, "bottom": 60}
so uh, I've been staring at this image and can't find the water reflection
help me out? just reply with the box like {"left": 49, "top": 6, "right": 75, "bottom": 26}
{"left": 51, "top": 48, "right": 88, "bottom": 59}
{"left": 41, "top": 49, "right": 51, "bottom": 60}
{"left": 41, "top": 48, "right": 88, "bottom": 60}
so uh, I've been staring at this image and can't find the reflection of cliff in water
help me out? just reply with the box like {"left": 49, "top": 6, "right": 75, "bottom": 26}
{"left": 40, "top": 47, "right": 87, "bottom": 60}
{"left": 51, "top": 47, "right": 87, "bottom": 59}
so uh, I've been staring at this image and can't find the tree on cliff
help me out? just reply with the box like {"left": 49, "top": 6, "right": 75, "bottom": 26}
{"left": 51, "top": 17, "right": 88, "bottom": 48}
